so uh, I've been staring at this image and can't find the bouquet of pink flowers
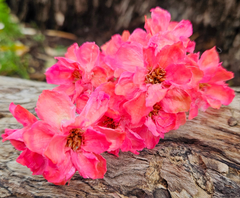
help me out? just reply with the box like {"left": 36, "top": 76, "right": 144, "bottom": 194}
{"left": 2, "top": 7, "right": 235, "bottom": 185}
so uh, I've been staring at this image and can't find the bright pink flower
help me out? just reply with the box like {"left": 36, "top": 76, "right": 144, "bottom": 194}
{"left": 188, "top": 47, "right": 235, "bottom": 119}
{"left": 22, "top": 90, "right": 112, "bottom": 181}
{"left": 45, "top": 42, "right": 112, "bottom": 102}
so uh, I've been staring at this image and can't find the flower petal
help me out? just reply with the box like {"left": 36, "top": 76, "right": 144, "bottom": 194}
{"left": 36, "top": 90, "right": 76, "bottom": 129}
{"left": 81, "top": 128, "right": 111, "bottom": 154}
{"left": 23, "top": 121, "right": 55, "bottom": 154}
{"left": 44, "top": 135, "right": 67, "bottom": 164}
{"left": 9, "top": 103, "right": 37, "bottom": 127}
{"left": 146, "top": 84, "right": 167, "bottom": 107}
{"left": 16, "top": 149, "right": 46, "bottom": 175}
{"left": 71, "top": 151, "right": 107, "bottom": 179}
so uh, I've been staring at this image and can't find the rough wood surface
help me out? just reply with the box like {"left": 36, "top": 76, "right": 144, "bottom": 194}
{"left": 0, "top": 76, "right": 240, "bottom": 198}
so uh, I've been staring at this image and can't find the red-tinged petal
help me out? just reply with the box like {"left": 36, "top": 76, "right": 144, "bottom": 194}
{"left": 43, "top": 151, "right": 76, "bottom": 185}
{"left": 121, "top": 30, "right": 130, "bottom": 41}
{"left": 71, "top": 151, "right": 107, "bottom": 179}
{"left": 76, "top": 94, "right": 89, "bottom": 114}
{"left": 91, "top": 66, "right": 108, "bottom": 87}
{"left": 153, "top": 111, "right": 177, "bottom": 133}
{"left": 65, "top": 43, "right": 78, "bottom": 61}
{"left": 2, "top": 128, "right": 26, "bottom": 150}
{"left": 75, "top": 42, "right": 99, "bottom": 72}
{"left": 77, "top": 90, "right": 110, "bottom": 127}
{"left": 10, "top": 140, "right": 26, "bottom": 151}
{"left": 134, "top": 125, "right": 160, "bottom": 149}
{"left": 199, "top": 47, "right": 219, "bottom": 81}
{"left": 172, "top": 20, "right": 193, "bottom": 38}
{"left": 106, "top": 42, "right": 144, "bottom": 73}
{"left": 165, "top": 64, "right": 192, "bottom": 85}
{"left": 204, "top": 84, "right": 235, "bottom": 107}
{"left": 44, "top": 135, "right": 67, "bottom": 164}
{"left": 81, "top": 128, "right": 111, "bottom": 154}
{"left": 94, "top": 126, "right": 126, "bottom": 152}
{"left": 121, "top": 129, "right": 145, "bottom": 154}
{"left": 9, "top": 103, "right": 37, "bottom": 127}
{"left": 160, "top": 88, "right": 191, "bottom": 113}
{"left": 187, "top": 66, "right": 204, "bottom": 88}
{"left": 36, "top": 90, "right": 76, "bottom": 129}
{"left": 45, "top": 63, "right": 74, "bottom": 85}
{"left": 23, "top": 121, "right": 55, "bottom": 154}
{"left": 129, "top": 28, "right": 149, "bottom": 46}
{"left": 208, "top": 65, "right": 234, "bottom": 83}
{"left": 123, "top": 92, "right": 152, "bottom": 125}
{"left": 146, "top": 84, "right": 167, "bottom": 107}
{"left": 16, "top": 149, "right": 46, "bottom": 175}
{"left": 155, "top": 42, "right": 185, "bottom": 69}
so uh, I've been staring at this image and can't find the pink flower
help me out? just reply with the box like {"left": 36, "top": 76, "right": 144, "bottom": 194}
{"left": 45, "top": 42, "right": 112, "bottom": 103}
{"left": 188, "top": 47, "right": 235, "bottom": 119}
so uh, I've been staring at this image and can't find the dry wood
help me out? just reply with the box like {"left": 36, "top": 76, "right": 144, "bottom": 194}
{"left": 0, "top": 76, "right": 240, "bottom": 198}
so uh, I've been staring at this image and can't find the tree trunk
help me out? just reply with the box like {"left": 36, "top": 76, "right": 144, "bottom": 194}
{"left": 0, "top": 76, "right": 240, "bottom": 197}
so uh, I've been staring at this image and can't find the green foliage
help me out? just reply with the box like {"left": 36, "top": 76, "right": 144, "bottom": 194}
{"left": 0, "top": 0, "right": 29, "bottom": 78}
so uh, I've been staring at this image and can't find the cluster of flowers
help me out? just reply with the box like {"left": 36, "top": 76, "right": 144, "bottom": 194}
{"left": 2, "top": 7, "right": 235, "bottom": 185}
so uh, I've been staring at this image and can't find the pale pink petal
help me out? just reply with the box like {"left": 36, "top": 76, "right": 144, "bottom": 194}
{"left": 81, "top": 128, "right": 111, "bottom": 154}
{"left": 146, "top": 84, "right": 167, "bottom": 107}
{"left": 172, "top": 20, "right": 193, "bottom": 38}
{"left": 204, "top": 84, "right": 235, "bottom": 107}
{"left": 123, "top": 92, "right": 152, "bottom": 125}
{"left": 53, "top": 83, "right": 76, "bottom": 98}
{"left": 105, "top": 42, "right": 144, "bottom": 73}
{"left": 75, "top": 42, "right": 99, "bottom": 72}
{"left": 9, "top": 103, "right": 37, "bottom": 127}
{"left": 16, "top": 149, "right": 46, "bottom": 175}
{"left": 71, "top": 151, "right": 107, "bottom": 179}
{"left": 23, "top": 121, "right": 55, "bottom": 154}
{"left": 43, "top": 151, "right": 76, "bottom": 185}
{"left": 160, "top": 88, "right": 191, "bottom": 113}
{"left": 36, "top": 90, "right": 76, "bottom": 129}
{"left": 129, "top": 28, "right": 149, "bottom": 46}
{"left": 44, "top": 135, "right": 67, "bottom": 164}
{"left": 65, "top": 43, "right": 78, "bottom": 61}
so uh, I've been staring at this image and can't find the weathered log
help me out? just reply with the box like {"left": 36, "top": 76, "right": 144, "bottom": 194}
{"left": 0, "top": 76, "right": 239, "bottom": 198}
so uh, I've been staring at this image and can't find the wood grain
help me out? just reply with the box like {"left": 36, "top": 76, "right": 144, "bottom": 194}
{"left": 0, "top": 76, "right": 239, "bottom": 198}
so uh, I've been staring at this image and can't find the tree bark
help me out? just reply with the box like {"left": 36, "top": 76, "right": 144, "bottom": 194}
{"left": 0, "top": 76, "right": 240, "bottom": 198}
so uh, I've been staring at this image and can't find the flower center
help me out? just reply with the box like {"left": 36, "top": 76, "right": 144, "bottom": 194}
{"left": 100, "top": 116, "right": 118, "bottom": 129}
{"left": 66, "top": 128, "right": 84, "bottom": 151}
{"left": 72, "top": 70, "right": 82, "bottom": 82}
{"left": 148, "top": 104, "right": 161, "bottom": 118}
{"left": 145, "top": 67, "right": 166, "bottom": 84}
{"left": 199, "top": 83, "right": 210, "bottom": 91}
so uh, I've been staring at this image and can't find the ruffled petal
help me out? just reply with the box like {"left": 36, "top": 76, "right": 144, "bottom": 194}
{"left": 71, "top": 151, "right": 107, "bottom": 179}
{"left": 44, "top": 135, "right": 67, "bottom": 164}
{"left": 9, "top": 103, "right": 37, "bottom": 127}
{"left": 36, "top": 90, "right": 76, "bottom": 129}
{"left": 160, "top": 88, "right": 191, "bottom": 113}
{"left": 23, "top": 121, "right": 55, "bottom": 154}
{"left": 146, "top": 84, "right": 167, "bottom": 107}
{"left": 16, "top": 149, "right": 46, "bottom": 175}
{"left": 81, "top": 128, "right": 111, "bottom": 154}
